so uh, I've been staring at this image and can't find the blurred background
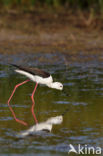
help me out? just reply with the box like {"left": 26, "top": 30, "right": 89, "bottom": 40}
{"left": 0, "top": 0, "right": 103, "bottom": 12}
{"left": 0, "top": 0, "right": 103, "bottom": 56}
{"left": 0, "top": 1, "right": 103, "bottom": 156}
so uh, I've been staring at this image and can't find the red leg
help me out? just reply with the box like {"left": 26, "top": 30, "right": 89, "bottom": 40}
{"left": 31, "top": 83, "right": 38, "bottom": 124}
{"left": 7, "top": 79, "right": 30, "bottom": 126}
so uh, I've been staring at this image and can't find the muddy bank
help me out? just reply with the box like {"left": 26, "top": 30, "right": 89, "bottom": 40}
{"left": 0, "top": 9, "right": 103, "bottom": 64}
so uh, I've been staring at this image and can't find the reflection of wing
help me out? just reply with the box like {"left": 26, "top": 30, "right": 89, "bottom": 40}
{"left": 68, "top": 144, "right": 77, "bottom": 154}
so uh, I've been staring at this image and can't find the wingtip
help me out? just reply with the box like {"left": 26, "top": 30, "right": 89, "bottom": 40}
{"left": 9, "top": 64, "right": 19, "bottom": 68}
{"left": 8, "top": 63, "right": 15, "bottom": 66}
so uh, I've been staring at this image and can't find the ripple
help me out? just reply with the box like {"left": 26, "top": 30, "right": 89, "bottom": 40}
{"left": 71, "top": 102, "right": 87, "bottom": 106}
{"left": 54, "top": 101, "right": 70, "bottom": 105}
{"left": 0, "top": 116, "right": 12, "bottom": 121}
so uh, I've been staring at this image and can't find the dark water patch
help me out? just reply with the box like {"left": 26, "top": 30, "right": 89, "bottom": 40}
{"left": 0, "top": 117, "right": 12, "bottom": 121}
{"left": 0, "top": 52, "right": 65, "bottom": 66}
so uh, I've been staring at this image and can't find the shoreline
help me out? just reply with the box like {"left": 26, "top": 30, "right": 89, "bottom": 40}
{"left": 0, "top": 10, "right": 102, "bottom": 60}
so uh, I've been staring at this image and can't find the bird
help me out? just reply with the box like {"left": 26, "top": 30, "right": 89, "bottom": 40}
{"left": 7, "top": 64, "right": 63, "bottom": 126}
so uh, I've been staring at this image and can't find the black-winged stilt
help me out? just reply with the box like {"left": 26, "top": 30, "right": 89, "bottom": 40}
{"left": 8, "top": 64, "right": 63, "bottom": 126}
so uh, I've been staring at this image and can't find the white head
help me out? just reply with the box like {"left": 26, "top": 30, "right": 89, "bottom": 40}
{"left": 47, "top": 82, "right": 63, "bottom": 90}
{"left": 46, "top": 116, "right": 63, "bottom": 125}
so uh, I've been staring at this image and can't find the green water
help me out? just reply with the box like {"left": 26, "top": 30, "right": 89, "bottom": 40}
{"left": 0, "top": 54, "right": 103, "bottom": 155}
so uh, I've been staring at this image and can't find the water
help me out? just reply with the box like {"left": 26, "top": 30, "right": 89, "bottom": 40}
{"left": 0, "top": 53, "right": 103, "bottom": 155}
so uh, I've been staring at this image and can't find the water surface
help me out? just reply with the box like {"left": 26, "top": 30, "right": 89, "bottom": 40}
{"left": 0, "top": 53, "right": 103, "bottom": 155}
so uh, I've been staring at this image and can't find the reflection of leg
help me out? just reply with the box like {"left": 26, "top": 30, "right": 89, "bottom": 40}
{"left": 7, "top": 79, "right": 30, "bottom": 126}
{"left": 31, "top": 83, "right": 38, "bottom": 124}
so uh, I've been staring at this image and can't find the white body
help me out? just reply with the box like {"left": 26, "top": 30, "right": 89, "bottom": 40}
{"left": 15, "top": 69, "right": 53, "bottom": 84}
{"left": 15, "top": 69, "right": 63, "bottom": 90}
{"left": 17, "top": 116, "right": 63, "bottom": 138}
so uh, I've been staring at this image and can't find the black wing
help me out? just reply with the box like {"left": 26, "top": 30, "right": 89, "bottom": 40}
{"left": 10, "top": 64, "right": 50, "bottom": 78}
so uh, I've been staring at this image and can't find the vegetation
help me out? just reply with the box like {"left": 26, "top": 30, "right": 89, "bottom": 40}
{"left": 0, "top": 0, "right": 103, "bottom": 14}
